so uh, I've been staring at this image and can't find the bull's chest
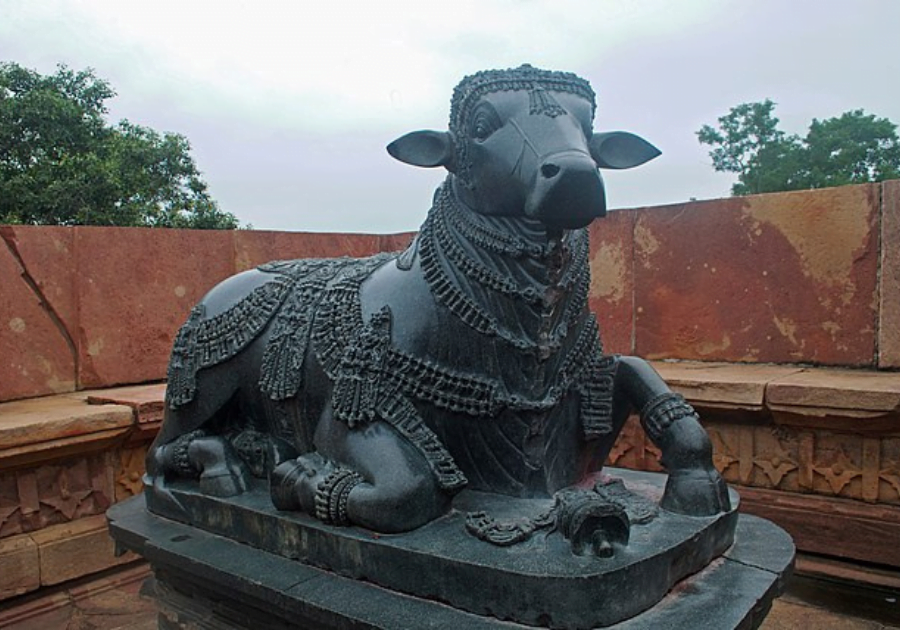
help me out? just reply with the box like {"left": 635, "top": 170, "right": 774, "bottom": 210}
{"left": 359, "top": 259, "right": 576, "bottom": 405}
{"left": 317, "top": 255, "right": 612, "bottom": 495}
{"left": 351, "top": 291, "right": 596, "bottom": 496}
{"left": 423, "top": 395, "right": 586, "bottom": 497}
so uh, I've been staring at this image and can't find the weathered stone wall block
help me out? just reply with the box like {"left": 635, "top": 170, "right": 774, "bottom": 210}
{"left": 588, "top": 209, "right": 636, "bottom": 355}
{"left": 880, "top": 180, "right": 900, "bottom": 368}
{"left": 633, "top": 185, "right": 879, "bottom": 365}
{"left": 0, "top": 226, "right": 77, "bottom": 401}
{"left": 74, "top": 227, "right": 237, "bottom": 389}
{"left": 1, "top": 182, "right": 895, "bottom": 402}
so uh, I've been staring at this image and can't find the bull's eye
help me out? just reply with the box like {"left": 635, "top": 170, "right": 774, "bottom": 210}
{"left": 470, "top": 105, "right": 501, "bottom": 142}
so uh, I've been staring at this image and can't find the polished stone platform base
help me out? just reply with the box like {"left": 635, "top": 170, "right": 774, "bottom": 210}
{"left": 107, "top": 469, "right": 794, "bottom": 629}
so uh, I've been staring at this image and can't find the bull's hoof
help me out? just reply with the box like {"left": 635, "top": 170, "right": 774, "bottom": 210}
{"left": 270, "top": 453, "right": 336, "bottom": 514}
{"left": 661, "top": 467, "right": 731, "bottom": 516}
{"left": 188, "top": 436, "right": 250, "bottom": 498}
{"left": 271, "top": 459, "right": 307, "bottom": 510}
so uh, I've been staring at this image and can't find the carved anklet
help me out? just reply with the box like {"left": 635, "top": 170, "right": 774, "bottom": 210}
{"left": 315, "top": 468, "right": 364, "bottom": 526}
{"left": 639, "top": 393, "right": 698, "bottom": 443}
{"left": 167, "top": 429, "right": 206, "bottom": 477}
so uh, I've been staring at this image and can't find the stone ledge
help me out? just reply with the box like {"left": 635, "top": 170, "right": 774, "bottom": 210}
{"left": 85, "top": 383, "right": 166, "bottom": 446}
{"left": 0, "top": 394, "right": 133, "bottom": 450}
{"left": 738, "top": 485, "right": 900, "bottom": 569}
{"left": 0, "top": 563, "right": 152, "bottom": 628}
{"left": 84, "top": 383, "right": 166, "bottom": 425}
{"left": 31, "top": 514, "right": 138, "bottom": 586}
{"left": 0, "top": 383, "right": 166, "bottom": 470}
{"left": 652, "top": 361, "right": 803, "bottom": 410}
{"left": 0, "top": 533, "right": 39, "bottom": 599}
{"left": 0, "top": 394, "right": 133, "bottom": 470}
{"left": 767, "top": 369, "right": 900, "bottom": 413}
{"left": 652, "top": 361, "right": 900, "bottom": 430}
{"left": 795, "top": 553, "right": 900, "bottom": 591}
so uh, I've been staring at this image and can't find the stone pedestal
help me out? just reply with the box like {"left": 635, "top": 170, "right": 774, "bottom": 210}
{"left": 107, "top": 469, "right": 794, "bottom": 629}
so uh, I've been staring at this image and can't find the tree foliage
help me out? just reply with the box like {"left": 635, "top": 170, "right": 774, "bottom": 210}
{"left": 0, "top": 62, "right": 238, "bottom": 228}
{"left": 697, "top": 99, "right": 900, "bottom": 196}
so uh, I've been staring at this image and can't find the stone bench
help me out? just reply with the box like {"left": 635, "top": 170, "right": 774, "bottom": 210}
{"left": 0, "top": 384, "right": 163, "bottom": 600}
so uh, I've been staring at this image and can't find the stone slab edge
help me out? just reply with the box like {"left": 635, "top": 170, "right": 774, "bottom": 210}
{"left": 881, "top": 180, "right": 900, "bottom": 368}
{"left": 140, "top": 470, "right": 738, "bottom": 628}
{"left": 108, "top": 496, "right": 792, "bottom": 630}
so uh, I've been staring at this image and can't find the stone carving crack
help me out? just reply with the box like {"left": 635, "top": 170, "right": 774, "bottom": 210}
{"left": 0, "top": 227, "right": 79, "bottom": 386}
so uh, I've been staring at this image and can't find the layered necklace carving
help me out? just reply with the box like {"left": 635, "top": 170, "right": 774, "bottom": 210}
{"left": 419, "top": 181, "right": 592, "bottom": 357}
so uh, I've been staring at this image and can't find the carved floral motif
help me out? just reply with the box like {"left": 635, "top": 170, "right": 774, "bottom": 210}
{"left": 116, "top": 445, "right": 149, "bottom": 501}
{"left": 813, "top": 449, "right": 863, "bottom": 495}
{"left": 607, "top": 417, "right": 900, "bottom": 505}
{"left": 0, "top": 454, "right": 114, "bottom": 538}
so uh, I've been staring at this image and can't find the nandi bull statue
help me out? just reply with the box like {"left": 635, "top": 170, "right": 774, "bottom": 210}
{"left": 146, "top": 65, "right": 730, "bottom": 561}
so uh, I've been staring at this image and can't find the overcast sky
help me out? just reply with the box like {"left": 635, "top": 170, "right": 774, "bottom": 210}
{"left": 2, "top": 0, "right": 898, "bottom": 232}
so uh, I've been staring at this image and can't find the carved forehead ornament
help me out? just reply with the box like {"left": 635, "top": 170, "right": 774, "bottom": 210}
{"left": 449, "top": 64, "right": 597, "bottom": 132}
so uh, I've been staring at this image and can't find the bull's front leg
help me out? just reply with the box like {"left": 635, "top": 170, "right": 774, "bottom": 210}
{"left": 271, "top": 411, "right": 448, "bottom": 533}
{"left": 616, "top": 356, "right": 730, "bottom": 516}
{"left": 151, "top": 431, "right": 249, "bottom": 497}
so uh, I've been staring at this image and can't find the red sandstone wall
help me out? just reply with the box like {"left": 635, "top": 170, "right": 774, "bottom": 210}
{"left": 588, "top": 182, "right": 894, "bottom": 366}
{"left": 2, "top": 180, "right": 897, "bottom": 403}
{"left": 0, "top": 227, "right": 413, "bottom": 402}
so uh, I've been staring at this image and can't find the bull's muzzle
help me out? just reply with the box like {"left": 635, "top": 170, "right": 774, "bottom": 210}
{"left": 525, "top": 150, "right": 607, "bottom": 230}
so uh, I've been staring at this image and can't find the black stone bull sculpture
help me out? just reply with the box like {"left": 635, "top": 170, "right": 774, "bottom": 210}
{"left": 146, "top": 65, "right": 730, "bottom": 538}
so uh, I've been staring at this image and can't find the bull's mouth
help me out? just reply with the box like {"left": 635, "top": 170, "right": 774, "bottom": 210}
{"left": 525, "top": 169, "right": 607, "bottom": 230}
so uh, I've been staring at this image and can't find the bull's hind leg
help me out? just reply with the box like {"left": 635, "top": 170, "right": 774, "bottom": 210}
{"left": 271, "top": 410, "right": 448, "bottom": 533}
{"left": 153, "top": 432, "right": 249, "bottom": 497}
{"left": 615, "top": 356, "right": 730, "bottom": 515}
{"left": 148, "top": 268, "right": 291, "bottom": 499}
{"left": 147, "top": 363, "right": 252, "bottom": 498}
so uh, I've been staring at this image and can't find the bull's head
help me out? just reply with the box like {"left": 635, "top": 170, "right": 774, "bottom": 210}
{"left": 388, "top": 65, "right": 660, "bottom": 230}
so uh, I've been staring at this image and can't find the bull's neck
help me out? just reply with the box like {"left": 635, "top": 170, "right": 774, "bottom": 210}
{"left": 418, "top": 179, "right": 590, "bottom": 359}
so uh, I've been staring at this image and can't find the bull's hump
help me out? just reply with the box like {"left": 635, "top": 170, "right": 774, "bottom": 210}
{"left": 198, "top": 269, "right": 277, "bottom": 319}
{"left": 358, "top": 255, "right": 438, "bottom": 355}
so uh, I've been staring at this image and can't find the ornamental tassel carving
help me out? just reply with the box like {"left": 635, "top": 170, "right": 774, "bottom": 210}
{"left": 580, "top": 356, "right": 617, "bottom": 439}
{"left": 332, "top": 306, "right": 394, "bottom": 427}
{"left": 529, "top": 85, "right": 567, "bottom": 118}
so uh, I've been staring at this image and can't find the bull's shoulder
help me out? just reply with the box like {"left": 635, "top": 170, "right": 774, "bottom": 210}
{"left": 358, "top": 248, "right": 438, "bottom": 355}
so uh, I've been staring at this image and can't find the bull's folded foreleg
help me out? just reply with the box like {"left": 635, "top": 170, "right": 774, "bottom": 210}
{"left": 270, "top": 415, "right": 448, "bottom": 533}
{"left": 615, "top": 356, "right": 730, "bottom": 515}
{"left": 151, "top": 431, "right": 250, "bottom": 497}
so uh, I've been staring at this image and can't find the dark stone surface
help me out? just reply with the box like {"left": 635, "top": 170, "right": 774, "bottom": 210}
{"left": 145, "top": 65, "right": 729, "bottom": 541}
{"left": 616, "top": 514, "right": 795, "bottom": 630}
{"left": 109, "top": 470, "right": 792, "bottom": 629}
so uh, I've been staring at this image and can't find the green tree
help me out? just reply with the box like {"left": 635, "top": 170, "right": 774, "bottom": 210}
{"left": 697, "top": 100, "right": 900, "bottom": 195}
{"left": 804, "top": 110, "right": 900, "bottom": 188}
{"left": 0, "top": 62, "right": 238, "bottom": 228}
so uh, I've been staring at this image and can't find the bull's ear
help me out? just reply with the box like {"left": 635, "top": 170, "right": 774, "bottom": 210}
{"left": 387, "top": 130, "right": 455, "bottom": 170}
{"left": 590, "top": 132, "right": 661, "bottom": 169}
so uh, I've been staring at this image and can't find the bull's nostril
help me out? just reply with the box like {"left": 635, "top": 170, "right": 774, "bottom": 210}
{"left": 541, "top": 163, "right": 560, "bottom": 178}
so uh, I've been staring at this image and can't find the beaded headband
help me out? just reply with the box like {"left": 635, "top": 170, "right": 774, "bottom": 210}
{"left": 449, "top": 64, "right": 597, "bottom": 134}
